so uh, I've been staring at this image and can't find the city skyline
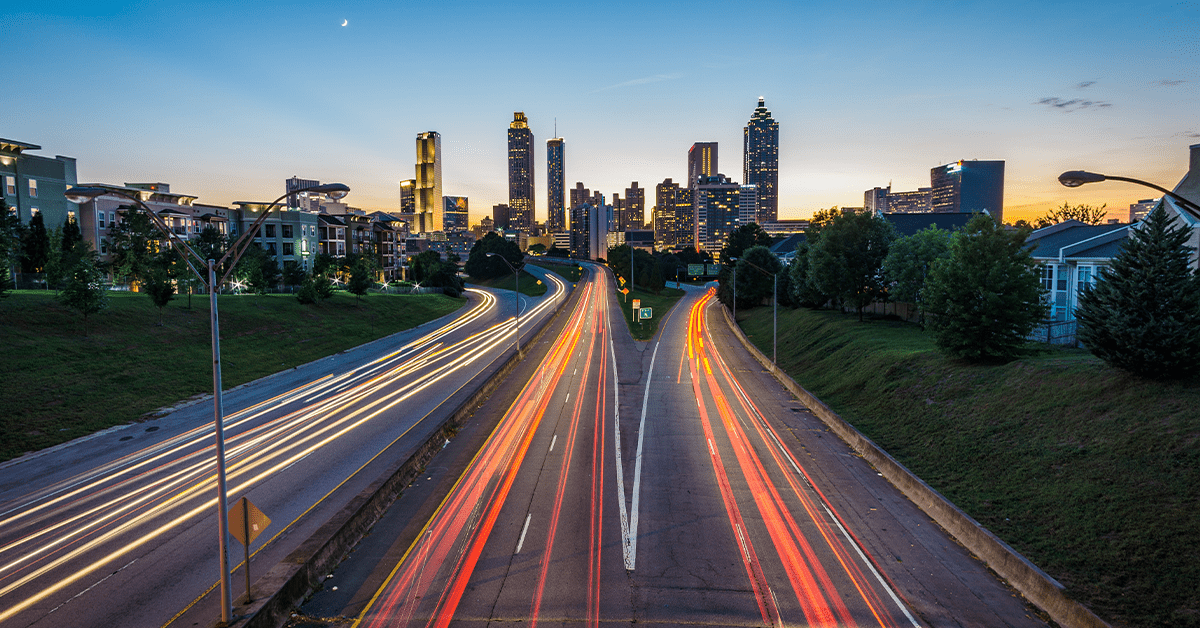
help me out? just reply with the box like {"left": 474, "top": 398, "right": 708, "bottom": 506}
{"left": 5, "top": 1, "right": 1197, "bottom": 225}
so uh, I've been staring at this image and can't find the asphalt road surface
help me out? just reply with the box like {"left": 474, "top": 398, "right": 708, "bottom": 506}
{"left": 306, "top": 269, "right": 1048, "bottom": 627}
{"left": 0, "top": 267, "right": 566, "bottom": 628}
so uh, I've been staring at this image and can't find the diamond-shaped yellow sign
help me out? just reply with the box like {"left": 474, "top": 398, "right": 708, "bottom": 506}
{"left": 229, "top": 496, "right": 271, "bottom": 546}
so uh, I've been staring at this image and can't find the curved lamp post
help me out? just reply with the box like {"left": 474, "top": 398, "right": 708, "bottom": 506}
{"left": 66, "top": 182, "right": 348, "bottom": 624}
{"left": 486, "top": 252, "right": 520, "bottom": 355}
{"left": 732, "top": 256, "right": 778, "bottom": 364}
{"left": 1058, "top": 170, "right": 1200, "bottom": 217}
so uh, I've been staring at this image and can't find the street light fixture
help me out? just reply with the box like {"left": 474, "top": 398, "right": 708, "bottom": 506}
{"left": 1058, "top": 170, "right": 1200, "bottom": 218}
{"left": 735, "top": 256, "right": 779, "bottom": 365}
{"left": 728, "top": 257, "right": 738, "bottom": 322}
{"left": 65, "top": 181, "right": 349, "bottom": 625}
{"left": 486, "top": 252, "right": 521, "bottom": 355}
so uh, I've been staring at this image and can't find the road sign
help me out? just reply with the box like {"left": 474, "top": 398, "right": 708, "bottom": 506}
{"left": 639, "top": 308, "right": 652, "bottom": 319}
{"left": 620, "top": 287, "right": 629, "bottom": 295}
{"left": 229, "top": 496, "right": 271, "bottom": 546}
{"left": 688, "top": 263, "right": 705, "bottom": 276}
{"left": 707, "top": 263, "right": 721, "bottom": 276}
{"left": 632, "top": 299, "right": 640, "bottom": 310}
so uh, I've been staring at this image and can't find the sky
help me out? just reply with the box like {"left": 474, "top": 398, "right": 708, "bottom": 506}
{"left": 3, "top": 0, "right": 1198, "bottom": 224}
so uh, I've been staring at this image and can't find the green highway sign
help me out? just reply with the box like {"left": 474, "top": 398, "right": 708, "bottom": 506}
{"left": 639, "top": 308, "right": 652, "bottom": 319}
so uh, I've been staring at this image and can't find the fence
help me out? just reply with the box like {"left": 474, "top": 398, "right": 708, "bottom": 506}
{"left": 1028, "top": 319, "right": 1078, "bottom": 347}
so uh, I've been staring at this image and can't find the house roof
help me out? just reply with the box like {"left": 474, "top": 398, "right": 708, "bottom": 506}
{"left": 1028, "top": 220, "right": 1128, "bottom": 261}
{"left": 318, "top": 214, "right": 346, "bottom": 226}
{"left": 882, "top": 212, "right": 977, "bottom": 236}
{"left": 769, "top": 233, "right": 805, "bottom": 254}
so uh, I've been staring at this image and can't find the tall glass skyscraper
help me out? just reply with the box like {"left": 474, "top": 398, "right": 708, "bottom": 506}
{"left": 930, "top": 160, "right": 1005, "bottom": 223}
{"left": 546, "top": 137, "right": 565, "bottom": 233}
{"left": 415, "top": 131, "right": 442, "bottom": 234}
{"left": 508, "top": 112, "right": 535, "bottom": 231}
{"left": 743, "top": 98, "right": 779, "bottom": 224}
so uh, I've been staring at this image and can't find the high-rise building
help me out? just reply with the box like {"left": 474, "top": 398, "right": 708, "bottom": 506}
{"left": 415, "top": 132, "right": 442, "bottom": 233}
{"left": 688, "top": 142, "right": 718, "bottom": 188}
{"left": 493, "top": 203, "right": 511, "bottom": 230}
{"left": 547, "top": 138, "right": 565, "bottom": 233}
{"left": 570, "top": 182, "right": 590, "bottom": 210}
{"left": 930, "top": 160, "right": 1005, "bottom": 223}
{"left": 743, "top": 98, "right": 779, "bottom": 223}
{"left": 570, "top": 202, "right": 609, "bottom": 260}
{"left": 655, "top": 178, "right": 680, "bottom": 248}
{"left": 625, "top": 182, "right": 645, "bottom": 230}
{"left": 739, "top": 184, "right": 758, "bottom": 226}
{"left": 508, "top": 112, "right": 535, "bottom": 231}
{"left": 1129, "top": 198, "right": 1159, "bottom": 223}
{"left": 611, "top": 193, "right": 625, "bottom": 232}
{"left": 399, "top": 179, "right": 416, "bottom": 213}
{"left": 285, "top": 176, "right": 321, "bottom": 211}
{"left": 443, "top": 196, "right": 469, "bottom": 231}
{"left": 694, "top": 174, "right": 740, "bottom": 257}
{"left": 864, "top": 186, "right": 889, "bottom": 214}
{"left": 887, "top": 188, "right": 933, "bottom": 213}
{"left": 675, "top": 188, "right": 694, "bottom": 249}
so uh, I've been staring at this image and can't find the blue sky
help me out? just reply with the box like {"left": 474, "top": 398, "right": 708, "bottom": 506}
{"left": 4, "top": 0, "right": 1197, "bottom": 222}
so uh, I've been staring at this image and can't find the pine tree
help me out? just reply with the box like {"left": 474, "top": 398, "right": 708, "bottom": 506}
{"left": 1075, "top": 207, "right": 1200, "bottom": 378}
{"left": 59, "top": 244, "right": 109, "bottom": 336}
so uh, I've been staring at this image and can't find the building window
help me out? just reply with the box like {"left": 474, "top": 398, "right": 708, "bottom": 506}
{"left": 68, "top": 210, "right": 76, "bottom": 223}
{"left": 4, "top": 176, "right": 14, "bottom": 196}
{"left": 30, "top": 207, "right": 39, "bottom": 217}
{"left": 98, "top": 210, "right": 106, "bottom": 228}
{"left": 1077, "top": 266, "right": 1096, "bottom": 295}
{"left": 101, "top": 240, "right": 108, "bottom": 254}
{"left": 282, "top": 224, "right": 293, "bottom": 239}
{"left": 266, "top": 242, "right": 276, "bottom": 255}
{"left": 28, "top": 179, "right": 37, "bottom": 198}
{"left": 265, "top": 224, "right": 276, "bottom": 238}
{"left": 283, "top": 242, "right": 294, "bottom": 256}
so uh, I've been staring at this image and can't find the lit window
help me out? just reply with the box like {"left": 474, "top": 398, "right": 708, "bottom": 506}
{"left": 30, "top": 207, "right": 39, "bottom": 216}
{"left": 28, "top": 179, "right": 37, "bottom": 198}
{"left": 4, "top": 176, "right": 13, "bottom": 196}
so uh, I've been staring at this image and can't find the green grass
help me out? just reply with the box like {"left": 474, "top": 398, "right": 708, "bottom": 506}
{"left": 616, "top": 286, "right": 685, "bottom": 341}
{"left": 468, "top": 270, "right": 547, "bottom": 297}
{"left": 527, "top": 259, "right": 584, "bottom": 283}
{"left": 737, "top": 306, "right": 1200, "bottom": 627}
{"left": 0, "top": 289, "right": 465, "bottom": 462}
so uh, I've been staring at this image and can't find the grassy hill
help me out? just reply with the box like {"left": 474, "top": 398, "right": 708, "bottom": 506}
{"left": 0, "top": 289, "right": 464, "bottom": 462}
{"left": 738, "top": 305, "right": 1199, "bottom": 627}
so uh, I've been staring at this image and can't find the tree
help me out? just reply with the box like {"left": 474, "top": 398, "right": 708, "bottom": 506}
{"left": 297, "top": 271, "right": 335, "bottom": 304}
{"left": 282, "top": 260, "right": 307, "bottom": 291}
{"left": 720, "top": 223, "right": 772, "bottom": 262}
{"left": 107, "top": 206, "right": 161, "bottom": 286}
{"left": 0, "top": 200, "right": 19, "bottom": 296}
{"left": 528, "top": 243, "right": 546, "bottom": 255}
{"left": 807, "top": 210, "right": 896, "bottom": 320}
{"left": 62, "top": 215, "right": 82, "bottom": 256}
{"left": 464, "top": 232, "right": 522, "bottom": 280}
{"left": 881, "top": 225, "right": 952, "bottom": 325}
{"left": 20, "top": 212, "right": 50, "bottom": 275}
{"left": 923, "top": 214, "right": 1047, "bottom": 361}
{"left": 788, "top": 240, "right": 828, "bottom": 307}
{"left": 718, "top": 245, "right": 781, "bottom": 310}
{"left": 1075, "top": 208, "right": 1200, "bottom": 378}
{"left": 545, "top": 245, "right": 570, "bottom": 258}
{"left": 347, "top": 254, "right": 376, "bottom": 301}
{"left": 235, "top": 244, "right": 279, "bottom": 301}
{"left": 142, "top": 261, "right": 176, "bottom": 326}
{"left": 1035, "top": 202, "right": 1108, "bottom": 228}
{"left": 58, "top": 243, "right": 108, "bottom": 336}
{"left": 44, "top": 226, "right": 65, "bottom": 292}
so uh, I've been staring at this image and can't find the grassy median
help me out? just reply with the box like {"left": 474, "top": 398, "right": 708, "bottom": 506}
{"left": 737, "top": 306, "right": 1199, "bottom": 627}
{"left": 527, "top": 258, "right": 584, "bottom": 283}
{"left": 468, "top": 270, "right": 547, "bottom": 297}
{"left": 0, "top": 289, "right": 465, "bottom": 462}
{"left": 616, "top": 286, "right": 685, "bottom": 341}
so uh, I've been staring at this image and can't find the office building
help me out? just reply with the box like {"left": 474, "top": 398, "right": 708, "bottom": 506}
{"left": 415, "top": 132, "right": 442, "bottom": 234}
{"left": 570, "top": 182, "right": 590, "bottom": 210}
{"left": 688, "top": 142, "right": 718, "bottom": 188}
{"left": 570, "top": 202, "right": 608, "bottom": 260}
{"left": 0, "top": 138, "right": 78, "bottom": 231}
{"left": 493, "top": 203, "right": 511, "bottom": 230}
{"left": 886, "top": 188, "right": 933, "bottom": 213}
{"left": 547, "top": 138, "right": 565, "bottom": 233}
{"left": 739, "top": 185, "right": 758, "bottom": 226}
{"left": 508, "top": 112, "right": 535, "bottom": 231}
{"left": 930, "top": 159, "right": 1005, "bottom": 223}
{"left": 625, "top": 182, "right": 645, "bottom": 230}
{"left": 612, "top": 193, "right": 625, "bottom": 232}
{"left": 443, "top": 196, "right": 469, "bottom": 231}
{"left": 399, "top": 179, "right": 415, "bottom": 213}
{"left": 694, "top": 174, "right": 740, "bottom": 257}
{"left": 654, "top": 179, "right": 680, "bottom": 248}
{"left": 864, "top": 186, "right": 890, "bottom": 213}
{"left": 743, "top": 98, "right": 779, "bottom": 223}
{"left": 1129, "top": 198, "right": 1159, "bottom": 223}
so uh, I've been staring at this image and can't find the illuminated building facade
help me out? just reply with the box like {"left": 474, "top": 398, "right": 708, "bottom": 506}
{"left": 738, "top": 184, "right": 758, "bottom": 226}
{"left": 443, "top": 196, "right": 469, "bottom": 231}
{"left": 611, "top": 193, "right": 625, "bottom": 232}
{"left": 688, "top": 142, "right": 717, "bottom": 188}
{"left": 399, "top": 179, "right": 415, "bottom": 213}
{"left": 547, "top": 138, "right": 565, "bottom": 233}
{"left": 0, "top": 138, "right": 78, "bottom": 231}
{"left": 625, "top": 182, "right": 645, "bottom": 230}
{"left": 694, "top": 174, "right": 740, "bottom": 257}
{"left": 570, "top": 202, "right": 609, "bottom": 260}
{"left": 415, "top": 132, "right": 442, "bottom": 234}
{"left": 930, "top": 159, "right": 1005, "bottom": 223}
{"left": 864, "top": 186, "right": 889, "bottom": 213}
{"left": 508, "top": 112, "right": 535, "bottom": 231}
{"left": 743, "top": 98, "right": 779, "bottom": 223}
{"left": 570, "top": 182, "right": 590, "bottom": 210}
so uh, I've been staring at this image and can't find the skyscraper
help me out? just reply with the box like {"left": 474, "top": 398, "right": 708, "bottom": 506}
{"left": 694, "top": 174, "right": 740, "bottom": 257}
{"left": 655, "top": 179, "right": 680, "bottom": 248}
{"left": 508, "top": 112, "right": 535, "bottom": 231}
{"left": 743, "top": 98, "right": 779, "bottom": 224}
{"left": 443, "top": 196, "right": 469, "bottom": 231}
{"left": 930, "top": 160, "right": 1005, "bottom": 223}
{"left": 570, "top": 182, "right": 590, "bottom": 210}
{"left": 399, "top": 179, "right": 416, "bottom": 214}
{"left": 546, "top": 138, "right": 565, "bottom": 233}
{"left": 415, "top": 132, "right": 442, "bottom": 234}
{"left": 688, "top": 142, "right": 718, "bottom": 188}
{"left": 625, "top": 182, "right": 645, "bottom": 230}
{"left": 611, "top": 193, "right": 625, "bottom": 232}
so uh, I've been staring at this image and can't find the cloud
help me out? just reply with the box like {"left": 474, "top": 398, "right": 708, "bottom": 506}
{"left": 1035, "top": 97, "right": 1113, "bottom": 112}
{"left": 592, "top": 73, "right": 684, "bottom": 92}
{"left": 1156, "top": 79, "right": 1187, "bottom": 86}
{"left": 1076, "top": 81, "right": 1096, "bottom": 89}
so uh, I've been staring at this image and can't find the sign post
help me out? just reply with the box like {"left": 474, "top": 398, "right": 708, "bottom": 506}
{"left": 229, "top": 497, "right": 271, "bottom": 604}
{"left": 632, "top": 299, "right": 641, "bottom": 322}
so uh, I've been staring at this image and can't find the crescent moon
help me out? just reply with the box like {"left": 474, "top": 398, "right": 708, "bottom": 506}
{"left": 341, "top": 19, "right": 348, "bottom": 26}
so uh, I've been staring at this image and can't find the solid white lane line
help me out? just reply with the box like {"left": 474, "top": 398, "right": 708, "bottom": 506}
{"left": 549, "top": 435, "right": 557, "bottom": 452}
{"left": 516, "top": 513, "right": 531, "bottom": 553}
{"left": 625, "top": 340, "right": 659, "bottom": 570}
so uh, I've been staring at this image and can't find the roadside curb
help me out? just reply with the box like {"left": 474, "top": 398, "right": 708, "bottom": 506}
{"left": 225, "top": 269, "right": 587, "bottom": 628}
{"left": 719, "top": 304, "right": 1110, "bottom": 628}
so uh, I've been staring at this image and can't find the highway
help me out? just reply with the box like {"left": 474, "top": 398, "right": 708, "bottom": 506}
{"left": 332, "top": 267, "right": 1048, "bottom": 627}
{"left": 0, "top": 266, "right": 567, "bottom": 628}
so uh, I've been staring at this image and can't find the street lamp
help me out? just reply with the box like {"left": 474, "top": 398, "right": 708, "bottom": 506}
{"left": 66, "top": 181, "right": 349, "bottom": 625}
{"left": 486, "top": 252, "right": 520, "bottom": 355}
{"left": 1058, "top": 170, "right": 1200, "bottom": 218}
{"left": 735, "top": 256, "right": 779, "bottom": 365}
{"left": 728, "top": 257, "right": 738, "bottom": 322}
